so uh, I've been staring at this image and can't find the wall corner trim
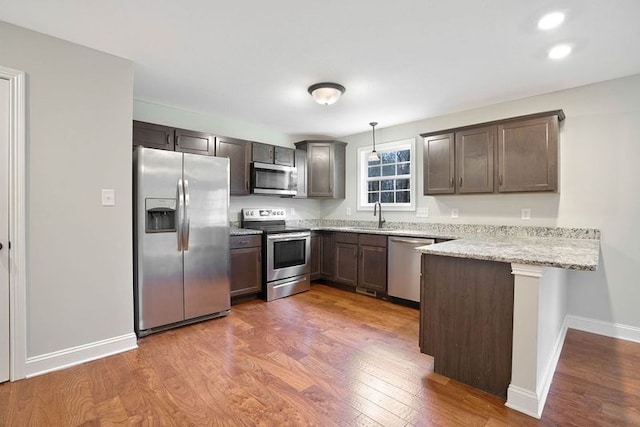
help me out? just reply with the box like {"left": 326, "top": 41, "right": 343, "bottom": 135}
{"left": 25, "top": 333, "right": 138, "bottom": 378}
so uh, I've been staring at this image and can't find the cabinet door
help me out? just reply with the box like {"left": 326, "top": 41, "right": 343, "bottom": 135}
{"left": 252, "top": 142, "right": 273, "bottom": 163}
{"left": 310, "top": 233, "right": 321, "bottom": 280}
{"left": 424, "top": 133, "right": 455, "bottom": 194}
{"left": 294, "top": 149, "right": 307, "bottom": 198}
{"left": 497, "top": 115, "right": 558, "bottom": 192}
{"left": 229, "top": 246, "right": 262, "bottom": 297}
{"left": 216, "top": 137, "right": 250, "bottom": 195}
{"left": 175, "top": 129, "right": 215, "bottom": 156}
{"left": 455, "top": 126, "right": 495, "bottom": 194}
{"left": 320, "top": 232, "right": 334, "bottom": 279}
{"left": 274, "top": 146, "right": 295, "bottom": 166}
{"left": 133, "top": 121, "right": 174, "bottom": 151}
{"left": 308, "top": 143, "right": 334, "bottom": 197}
{"left": 334, "top": 242, "right": 358, "bottom": 286}
{"left": 359, "top": 245, "right": 387, "bottom": 292}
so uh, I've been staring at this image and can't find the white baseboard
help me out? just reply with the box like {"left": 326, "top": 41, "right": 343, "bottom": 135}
{"left": 566, "top": 315, "right": 640, "bottom": 343}
{"left": 25, "top": 333, "right": 137, "bottom": 378}
{"left": 506, "top": 317, "right": 568, "bottom": 419}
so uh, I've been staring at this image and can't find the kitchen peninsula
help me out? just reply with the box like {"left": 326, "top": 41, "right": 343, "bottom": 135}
{"left": 416, "top": 230, "right": 599, "bottom": 419}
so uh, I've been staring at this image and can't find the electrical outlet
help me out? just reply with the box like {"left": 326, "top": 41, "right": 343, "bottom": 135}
{"left": 416, "top": 208, "right": 429, "bottom": 218}
{"left": 521, "top": 208, "right": 531, "bottom": 220}
{"left": 345, "top": 207, "right": 352, "bottom": 216}
{"left": 451, "top": 208, "right": 459, "bottom": 219}
{"left": 101, "top": 189, "right": 115, "bottom": 206}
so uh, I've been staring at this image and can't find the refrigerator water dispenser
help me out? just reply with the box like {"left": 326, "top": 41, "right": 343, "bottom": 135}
{"left": 145, "top": 198, "right": 176, "bottom": 233}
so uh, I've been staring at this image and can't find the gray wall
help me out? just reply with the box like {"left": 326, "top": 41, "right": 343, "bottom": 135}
{"left": 0, "top": 22, "right": 134, "bottom": 357}
{"left": 325, "top": 74, "right": 640, "bottom": 329}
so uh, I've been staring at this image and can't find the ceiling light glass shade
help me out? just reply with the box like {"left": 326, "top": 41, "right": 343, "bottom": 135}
{"left": 538, "top": 12, "right": 565, "bottom": 30}
{"left": 308, "top": 82, "right": 345, "bottom": 105}
{"left": 548, "top": 44, "right": 572, "bottom": 59}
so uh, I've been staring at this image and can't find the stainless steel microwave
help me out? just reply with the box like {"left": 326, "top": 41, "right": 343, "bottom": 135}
{"left": 250, "top": 162, "right": 297, "bottom": 196}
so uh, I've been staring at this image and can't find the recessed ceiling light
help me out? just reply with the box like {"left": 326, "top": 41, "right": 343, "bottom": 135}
{"left": 548, "top": 44, "right": 572, "bottom": 60}
{"left": 538, "top": 12, "right": 565, "bottom": 30}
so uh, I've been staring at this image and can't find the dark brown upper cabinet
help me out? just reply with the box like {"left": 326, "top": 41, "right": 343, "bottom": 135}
{"left": 175, "top": 128, "right": 215, "bottom": 156}
{"left": 274, "top": 146, "right": 295, "bottom": 166}
{"left": 133, "top": 121, "right": 214, "bottom": 156}
{"left": 294, "top": 140, "right": 346, "bottom": 199}
{"left": 455, "top": 126, "right": 495, "bottom": 194}
{"left": 423, "top": 133, "right": 455, "bottom": 194}
{"left": 216, "top": 136, "right": 251, "bottom": 195}
{"left": 252, "top": 142, "right": 273, "bottom": 163}
{"left": 133, "top": 121, "right": 174, "bottom": 151}
{"left": 421, "top": 110, "right": 563, "bottom": 195}
{"left": 497, "top": 115, "right": 559, "bottom": 192}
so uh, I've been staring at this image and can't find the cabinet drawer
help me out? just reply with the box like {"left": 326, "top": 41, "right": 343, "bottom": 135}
{"left": 230, "top": 235, "right": 262, "bottom": 249}
{"left": 358, "top": 233, "right": 387, "bottom": 247}
{"left": 333, "top": 232, "right": 358, "bottom": 244}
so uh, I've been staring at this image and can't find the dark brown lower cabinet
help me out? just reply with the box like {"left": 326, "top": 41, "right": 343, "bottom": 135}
{"left": 310, "top": 232, "right": 321, "bottom": 280}
{"left": 319, "top": 232, "right": 334, "bottom": 280}
{"left": 334, "top": 242, "right": 358, "bottom": 286}
{"left": 358, "top": 234, "right": 387, "bottom": 292}
{"left": 420, "top": 254, "right": 514, "bottom": 398}
{"left": 229, "top": 235, "right": 262, "bottom": 298}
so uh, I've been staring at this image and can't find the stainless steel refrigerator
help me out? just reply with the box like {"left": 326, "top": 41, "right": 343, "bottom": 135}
{"left": 133, "top": 146, "right": 230, "bottom": 337}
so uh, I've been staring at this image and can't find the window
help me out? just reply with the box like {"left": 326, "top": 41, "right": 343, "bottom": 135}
{"left": 357, "top": 138, "right": 415, "bottom": 211}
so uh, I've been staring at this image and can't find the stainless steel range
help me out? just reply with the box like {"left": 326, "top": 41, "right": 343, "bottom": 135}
{"left": 241, "top": 208, "right": 311, "bottom": 301}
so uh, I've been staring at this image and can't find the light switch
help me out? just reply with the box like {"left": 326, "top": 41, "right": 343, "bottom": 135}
{"left": 451, "top": 208, "right": 459, "bottom": 219}
{"left": 346, "top": 207, "right": 352, "bottom": 216}
{"left": 290, "top": 207, "right": 296, "bottom": 216}
{"left": 101, "top": 189, "right": 115, "bottom": 206}
{"left": 521, "top": 208, "right": 531, "bottom": 220}
{"left": 416, "top": 208, "right": 429, "bottom": 218}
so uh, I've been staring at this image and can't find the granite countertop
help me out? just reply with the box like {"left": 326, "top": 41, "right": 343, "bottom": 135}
{"left": 230, "top": 227, "right": 262, "bottom": 236}
{"left": 415, "top": 236, "right": 599, "bottom": 271}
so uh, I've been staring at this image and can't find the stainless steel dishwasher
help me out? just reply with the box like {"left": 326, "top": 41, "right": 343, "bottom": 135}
{"left": 388, "top": 236, "right": 434, "bottom": 303}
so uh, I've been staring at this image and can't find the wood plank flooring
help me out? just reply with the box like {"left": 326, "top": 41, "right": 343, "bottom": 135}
{"left": 1, "top": 283, "right": 639, "bottom": 426}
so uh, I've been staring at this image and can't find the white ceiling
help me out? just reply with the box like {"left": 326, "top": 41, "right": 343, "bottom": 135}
{"left": 1, "top": 0, "right": 639, "bottom": 138}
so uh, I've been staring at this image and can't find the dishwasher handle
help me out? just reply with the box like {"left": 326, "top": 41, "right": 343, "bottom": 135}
{"left": 389, "top": 237, "right": 435, "bottom": 245}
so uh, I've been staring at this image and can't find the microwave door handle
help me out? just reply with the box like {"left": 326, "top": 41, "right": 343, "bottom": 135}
{"left": 183, "top": 179, "right": 191, "bottom": 251}
{"left": 176, "top": 179, "right": 184, "bottom": 251}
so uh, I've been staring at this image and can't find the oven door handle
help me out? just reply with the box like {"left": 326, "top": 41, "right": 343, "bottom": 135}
{"left": 266, "top": 232, "right": 311, "bottom": 241}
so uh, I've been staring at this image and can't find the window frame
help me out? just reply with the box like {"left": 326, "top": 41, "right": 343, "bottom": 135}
{"left": 357, "top": 138, "right": 416, "bottom": 212}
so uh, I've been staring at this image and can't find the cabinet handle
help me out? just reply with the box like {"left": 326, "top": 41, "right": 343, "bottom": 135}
{"left": 167, "top": 134, "right": 171, "bottom": 146}
{"left": 500, "top": 175, "right": 503, "bottom": 186}
{"left": 451, "top": 177, "right": 454, "bottom": 188}
{"left": 459, "top": 177, "right": 463, "bottom": 188}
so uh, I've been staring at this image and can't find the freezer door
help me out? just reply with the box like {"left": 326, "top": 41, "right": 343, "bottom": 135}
{"left": 134, "top": 147, "right": 185, "bottom": 331}
{"left": 182, "top": 153, "right": 231, "bottom": 319}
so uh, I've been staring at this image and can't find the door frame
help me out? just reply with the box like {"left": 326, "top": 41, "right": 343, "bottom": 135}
{"left": 0, "top": 65, "right": 27, "bottom": 380}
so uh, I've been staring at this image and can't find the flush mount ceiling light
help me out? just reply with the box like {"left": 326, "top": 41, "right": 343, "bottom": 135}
{"left": 538, "top": 11, "right": 565, "bottom": 30}
{"left": 307, "top": 82, "right": 345, "bottom": 105}
{"left": 548, "top": 43, "right": 572, "bottom": 59}
{"left": 368, "top": 121, "right": 380, "bottom": 162}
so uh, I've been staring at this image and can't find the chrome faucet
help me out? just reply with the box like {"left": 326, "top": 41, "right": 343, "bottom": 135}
{"left": 373, "top": 201, "right": 385, "bottom": 229}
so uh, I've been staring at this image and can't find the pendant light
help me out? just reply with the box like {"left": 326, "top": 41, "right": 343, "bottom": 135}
{"left": 368, "top": 122, "right": 380, "bottom": 162}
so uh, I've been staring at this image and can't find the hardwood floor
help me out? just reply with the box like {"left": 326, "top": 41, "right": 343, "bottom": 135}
{"left": 1, "top": 283, "right": 638, "bottom": 426}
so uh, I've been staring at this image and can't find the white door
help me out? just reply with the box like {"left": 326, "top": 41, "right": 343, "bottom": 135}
{"left": 0, "top": 77, "right": 10, "bottom": 383}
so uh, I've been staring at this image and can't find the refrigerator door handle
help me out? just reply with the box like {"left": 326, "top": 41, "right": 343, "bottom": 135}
{"left": 183, "top": 179, "right": 191, "bottom": 251}
{"left": 177, "top": 179, "right": 184, "bottom": 251}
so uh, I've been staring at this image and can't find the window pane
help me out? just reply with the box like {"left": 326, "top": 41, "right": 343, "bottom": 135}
{"left": 381, "top": 179, "right": 394, "bottom": 190}
{"left": 396, "top": 179, "right": 410, "bottom": 190}
{"left": 397, "top": 163, "right": 410, "bottom": 175}
{"left": 368, "top": 166, "right": 381, "bottom": 177}
{"left": 368, "top": 181, "right": 379, "bottom": 191}
{"left": 381, "top": 152, "right": 396, "bottom": 164}
{"left": 396, "top": 191, "right": 410, "bottom": 203}
{"left": 396, "top": 149, "right": 410, "bottom": 162}
{"left": 368, "top": 192, "right": 379, "bottom": 203}
{"left": 381, "top": 191, "right": 394, "bottom": 203}
{"left": 382, "top": 165, "right": 396, "bottom": 176}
